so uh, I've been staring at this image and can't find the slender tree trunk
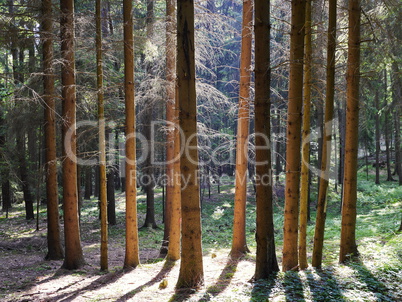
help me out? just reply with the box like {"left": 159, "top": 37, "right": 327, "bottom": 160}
{"left": 60, "top": 0, "right": 84, "bottom": 269}
{"left": 0, "top": 105, "right": 11, "bottom": 214}
{"left": 123, "top": 0, "right": 140, "bottom": 269}
{"left": 395, "top": 107, "right": 401, "bottom": 185}
{"left": 254, "top": 0, "right": 279, "bottom": 279}
{"left": 142, "top": 0, "right": 157, "bottom": 229}
{"left": 274, "top": 108, "right": 282, "bottom": 183}
{"left": 298, "top": 0, "right": 312, "bottom": 270}
{"left": 384, "top": 69, "right": 394, "bottom": 182}
{"left": 339, "top": 0, "right": 361, "bottom": 263}
{"left": 282, "top": 0, "right": 306, "bottom": 272}
{"left": 230, "top": 0, "right": 253, "bottom": 259}
{"left": 114, "top": 131, "right": 121, "bottom": 191}
{"left": 107, "top": 168, "right": 116, "bottom": 225}
{"left": 42, "top": 0, "right": 64, "bottom": 259}
{"left": 391, "top": 62, "right": 402, "bottom": 185}
{"left": 312, "top": 0, "right": 337, "bottom": 268}
{"left": 338, "top": 104, "right": 346, "bottom": 186}
{"left": 94, "top": 165, "right": 100, "bottom": 198}
{"left": 176, "top": 0, "right": 204, "bottom": 289}
{"left": 375, "top": 90, "right": 380, "bottom": 184}
{"left": 96, "top": 0, "right": 108, "bottom": 271}
{"left": 84, "top": 167, "right": 92, "bottom": 200}
{"left": 17, "top": 131, "right": 34, "bottom": 220}
{"left": 162, "top": 0, "right": 181, "bottom": 261}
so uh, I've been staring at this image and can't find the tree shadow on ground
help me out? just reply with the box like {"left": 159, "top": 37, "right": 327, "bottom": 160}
{"left": 348, "top": 260, "right": 396, "bottom": 301}
{"left": 115, "top": 260, "right": 176, "bottom": 301}
{"left": 250, "top": 272, "right": 278, "bottom": 301}
{"left": 46, "top": 268, "right": 125, "bottom": 302}
{"left": 305, "top": 268, "right": 346, "bottom": 301}
{"left": 284, "top": 271, "right": 306, "bottom": 301}
{"left": 167, "top": 257, "right": 240, "bottom": 302}
{"left": 198, "top": 257, "right": 240, "bottom": 301}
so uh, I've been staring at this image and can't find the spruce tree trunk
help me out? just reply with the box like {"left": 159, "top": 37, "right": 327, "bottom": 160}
{"left": 84, "top": 167, "right": 92, "bottom": 200}
{"left": 384, "top": 69, "right": 394, "bottom": 182}
{"left": 395, "top": 107, "right": 401, "bottom": 185}
{"left": 391, "top": 62, "right": 402, "bottom": 185}
{"left": 17, "top": 132, "right": 35, "bottom": 220}
{"left": 60, "top": 0, "right": 84, "bottom": 269}
{"left": 254, "top": 0, "right": 279, "bottom": 279}
{"left": 312, "top": 0, "right": 337, "bottom": 268}
{"left": 107, "top": 169, "right": 116, "bottom": 225}
{"left": 42, "top": 0, "right": 64, "bottom": 260}
{"left": 339, "top": 0, "right": 361, "bottom": 263}
{"left": 162, "top": 0, "right": 181, "bottom": 261}
{"left": 230, "top": 0, "right": 252, "bottom": 259}
{"left": 96, "top": 0, "right": 108, "bottom": 271}
{"left": 142, "top": 0, "right": 157, "bottom": 229}
{"left": 375, "top": 90, "right": 380, "bottom": 184}
{"left": 282, "top": 0, "right": 306, "bottom": 272}
{"left": 176, "top": 0, "right": 204, "bottom": 289}
{"left": 274, "top": 108, "right": 282, "bottom": 183}
{"left": 298, "top": 0, "right": 312, "bottom": 270}
{"left": 123, "top": 0, "right": 140, "bottom": 269}
{"left": 0, "top": 111, "right": 11, "bottom": 213}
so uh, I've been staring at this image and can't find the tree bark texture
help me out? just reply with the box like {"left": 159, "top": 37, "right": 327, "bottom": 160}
{"left": 254, "top": 0, "right": 279, "bottom": 279}
{"left": 60, "top": 0, "right": 85, "bottom": 269}
{"left": 231, "top": 0, "right": 253, "bottom": 259}
{"left": 123, "top": 0, "right": 140, "bottom": 269}
{"left": 312, "top": 0, "right": 337, "bottom": 268}
{"left": 282, "top": 0, "right": 306, "bottom": 272}
{"left": 339, "top": 0, "right": 361, "bottom": 264}
{"left": 96, "top": 0, "right": 108, "bottom": 271}
{"left": 176, "top": 0, "right": 204, "bottom": 289}
{"left": 163, "top": 0, "right": 181, "bottom": 262}
{"left": 298, "top": 0, "right": 312, "bottom": 270}
{"left": 42, "top": 0, "right": 64, "bottom": 260}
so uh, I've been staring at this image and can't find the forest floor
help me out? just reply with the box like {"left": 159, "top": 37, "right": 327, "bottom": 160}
{"left": 1, "top": 169, "right": 402, "bottom": 301}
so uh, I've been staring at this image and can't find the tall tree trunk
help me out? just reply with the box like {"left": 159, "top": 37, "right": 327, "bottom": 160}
{"left": 123, "top": 0, "right": 140, "bottom": 269}
{"left": 60, "top": 0, "right": 84, "bottom": 269}
{"left": 176, "top": 0, "right": 204, "bottom": 289}
{"left": 395, "top": 107, "right": 401, "bottom": 185}
{"left": 17, "top": 131, "right": 35, "bottom": 220}
{"left": 96, "top": 0, "right": 108, "bottom": 271}
{"left": 94, "top": 165, "right": 100, "bottom": 198}
{"left": 298, "top": 0, "right": 312, "bottom": 270}
{"left": 42, "top": 0, "right": 64, "bottom": 260}
{"left": 142, "top": 0, "right": 158, "bottom": 229}
{"left": 274, "top": 108, "right": 282, "bottom": 183}
{"left": 230, "top": 0, "right": 252, "bottom": 259}
{"left": 384, "top": 69, "right": 394, "bottom": 182}
{"left": 254, "top": 0, "right": 279, "bottom": 279}
{"left": 312, "top": 0, "right": 337, "bottom": 268}
{"left": 161, "top": 0, "right": 181, "bottom": 261}
{"left": 391, "top": 62, "right": 402, "bottom": 185}
{"left": 375, "top": 90, "right": 380, "bottom": 184}
{"left": 0, "top": 112, "right": 11, "bottom": 213}
{"left": 107, "top": 168, "right": 116, "bottom": 225}
{"left": 282, "top": 0, "right": 306, "bottom": 272}
{"left": 339, "top": 0, "right": 361, "bottom": 263}
{"left": 338, "top": 103, "right": 346, "bottom": 186}
{"left": 84, "top": 167, "right": 92, "bottom": 200}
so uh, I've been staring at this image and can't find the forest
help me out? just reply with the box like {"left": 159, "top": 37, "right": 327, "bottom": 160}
{"left": 0, "top": 0, "right": 401, "bottom": 301}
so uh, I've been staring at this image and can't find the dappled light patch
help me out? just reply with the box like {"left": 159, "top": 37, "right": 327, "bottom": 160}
{"left": 1, "top": 175, "right": 402, "bottom": 301}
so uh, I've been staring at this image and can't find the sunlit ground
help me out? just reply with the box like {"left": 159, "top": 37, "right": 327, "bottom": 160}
{"left": 1, "top": 171, "right": 401, "bottom": 301}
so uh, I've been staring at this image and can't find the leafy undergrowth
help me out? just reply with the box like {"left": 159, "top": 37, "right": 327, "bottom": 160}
{"left": 0, "top": 173, "right": 401, "bottom": 301}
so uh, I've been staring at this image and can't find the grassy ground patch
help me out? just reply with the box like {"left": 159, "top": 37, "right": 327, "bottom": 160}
{"left": 0, "top": 171, "right": 401, "bottom": 301}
